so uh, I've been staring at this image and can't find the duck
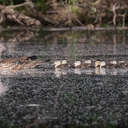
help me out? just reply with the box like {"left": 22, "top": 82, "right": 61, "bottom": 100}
{"left": 13, "top": 60, "right": 42, "bottom": 71}
{"left": 0, "top": 56, "right": 42, "bottom": 71}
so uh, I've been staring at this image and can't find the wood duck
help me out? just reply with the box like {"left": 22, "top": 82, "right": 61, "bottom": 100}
{"left": 0, "top": 56, "right": 42, "bottom": 71}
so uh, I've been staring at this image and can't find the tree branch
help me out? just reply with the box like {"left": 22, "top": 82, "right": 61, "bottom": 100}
{"left": 6, "top": 1, "right": 34, "bottom": 9}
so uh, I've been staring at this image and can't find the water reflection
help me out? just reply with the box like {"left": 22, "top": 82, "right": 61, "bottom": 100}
{"left": 0, "top": 79, "right": 8, "bottom": 96}
{"left": 0, "top": 30, "right": 128, "bottom": 60}
{"left": 54, "top": 68, "right": 68, "bottom": 78}
{"left": 95, "top": 67, "right": 106, "bottom": 75}
{"left": 74, "top": 68, "right": 81, "bottom": 75}
{"left": 54, "top": 68, "right": 128, "bottom": 77}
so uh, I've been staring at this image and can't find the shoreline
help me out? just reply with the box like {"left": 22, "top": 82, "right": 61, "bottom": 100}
{"left": 1, "top": 26, "right": 128, "bottom": 32}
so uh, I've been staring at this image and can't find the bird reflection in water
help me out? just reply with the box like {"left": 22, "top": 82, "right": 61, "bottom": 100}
{"left": 0, "top": 79, "right": 8, "bottom": 96}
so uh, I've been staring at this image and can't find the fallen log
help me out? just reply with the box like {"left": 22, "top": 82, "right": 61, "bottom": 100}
{"left": 0, "top": 2, "right": 41, "bottom": 26}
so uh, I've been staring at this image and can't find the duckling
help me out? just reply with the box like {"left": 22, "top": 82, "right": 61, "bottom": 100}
{"left": 74, "top": 61, "right": 81, "bottom": 68}
{"left": 54, "top": 60, "right": 62, "bottom": 69}
{"left": 83, "top": 60, "right": 92, "bottom": 68}
{"left": 84, "top": 60, "right": 91, "bottom": 64}
{"left": 61, "top": 60, "right": 68, "bottom": 69}
{"left": 95, "top": 61, "right": 106, "bottom": 68}
{"left": 118, "top": 60, "right": 127, "bottom": 68}
{"left": 54, "top": 60, "right": 68, "bottom": 69}
{"left": 110, "top": 60, "right": 117, "bottom": 65}
{"left": 95, "top": 61, "right": 101, "bottom": 68}
{"left": 62, "top": 60, "right": 68, "bottom": 65}
{"left": 107, "top": 60, "right": 117, "bottom": 68}
{"left": 54, "top": 64, "right": 67, "bottom": 77}
{"left": 100, "top": 61, "right": 106, "bottom": 68}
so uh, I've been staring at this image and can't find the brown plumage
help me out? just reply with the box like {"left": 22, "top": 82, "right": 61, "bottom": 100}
{"left": 0, "top": 56, "right": 42, "bottom": 72}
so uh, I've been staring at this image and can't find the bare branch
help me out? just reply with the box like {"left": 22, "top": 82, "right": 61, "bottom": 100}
{"left": 7, "top": 1, "right": 34, "bottom": 9}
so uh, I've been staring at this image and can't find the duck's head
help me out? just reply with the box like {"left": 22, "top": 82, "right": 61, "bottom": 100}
{"left": 95, "top": 61, "right": 101, "bottom": 67}
{"left": 74, "top": 61, "right": 81, "bottom": 68}
{"left": 110, "top": 60, "right": 117, "bottom": 65}
{"left": 54, "top": 60, "right": 61, "bottom": 68}
{"left": 100, "top": 61, "right": 106, "bottom": 67}
{"left": 84, "top": 60, "right": 91, "bottom": 65}
{"left": 62, "top": 60, "right": 67, "bottom": 65}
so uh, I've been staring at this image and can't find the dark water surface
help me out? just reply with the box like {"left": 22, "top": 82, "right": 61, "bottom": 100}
{"left": 0, "top": 29, "right": 128, "bottom": 128}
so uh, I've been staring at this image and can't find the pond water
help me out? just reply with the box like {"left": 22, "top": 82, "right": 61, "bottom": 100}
{"left": 0, "top": 29, "right": 128, "bottom": 128}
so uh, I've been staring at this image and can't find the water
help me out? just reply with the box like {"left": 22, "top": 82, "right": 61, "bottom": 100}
{"left": 0, "top": 29, "right": 128, "bottom": 127}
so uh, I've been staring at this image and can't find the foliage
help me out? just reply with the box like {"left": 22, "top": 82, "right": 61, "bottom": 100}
{"left": 0, "top": 0, "right": 128, "bottom": 27}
